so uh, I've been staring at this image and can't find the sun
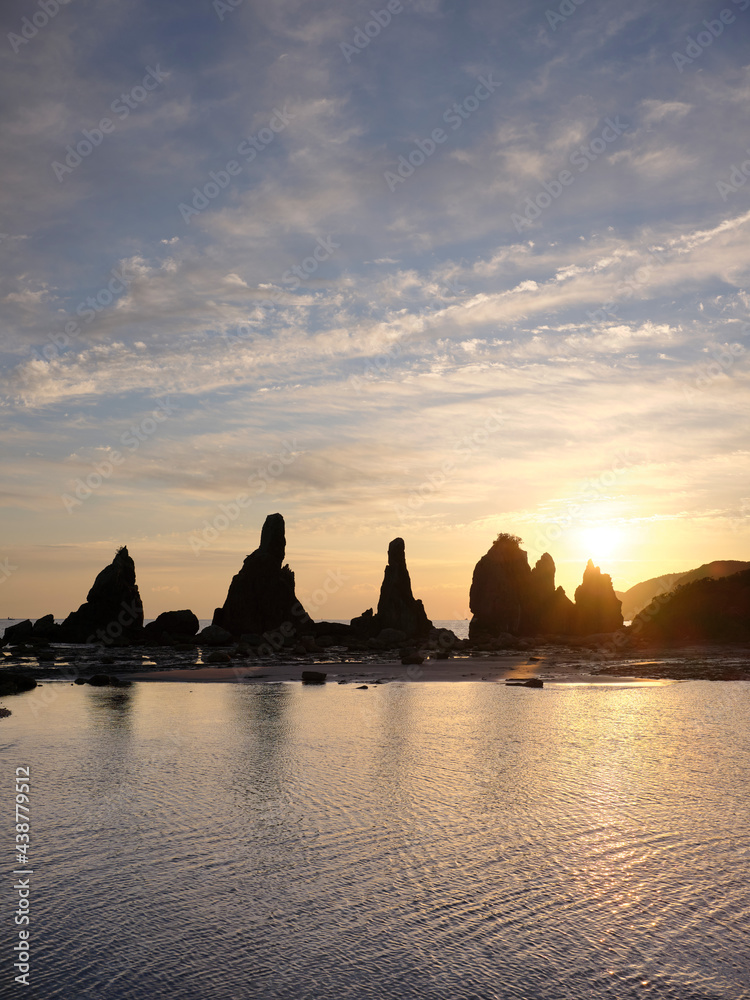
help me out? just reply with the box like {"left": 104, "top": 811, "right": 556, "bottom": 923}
{"left": 578, "top": 524, "right": 624, "bottom": 566}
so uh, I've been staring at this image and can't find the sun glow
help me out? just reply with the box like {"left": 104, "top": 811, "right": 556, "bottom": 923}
{"left": 578, "top": 524, "right": 625, "bottom": 565}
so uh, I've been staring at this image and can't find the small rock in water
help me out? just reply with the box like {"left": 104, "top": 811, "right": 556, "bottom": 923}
{"left": 301, "top": 670, "right": 327, "bottom": 685}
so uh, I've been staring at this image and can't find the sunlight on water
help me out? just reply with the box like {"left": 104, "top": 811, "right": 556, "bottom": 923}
{"left": 2, "top": 681, "right": 749, "bottom": 999}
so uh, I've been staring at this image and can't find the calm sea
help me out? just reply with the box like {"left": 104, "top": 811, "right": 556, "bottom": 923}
{"left": 1, "top": 679, "right": 748, "bottom": 998}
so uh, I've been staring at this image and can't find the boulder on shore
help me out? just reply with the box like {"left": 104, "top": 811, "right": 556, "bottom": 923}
{"left": 212, "top": 514, "right": 312, "bottom": 639}
{"left": 143, "top": 610, "right": 199, "bottom": 640}
{"left": 0, "top": 672, "right": 37, "bottom": 697}
{"left": 1, "top": 620, "right": 33, "bottom": 646}
{"left": 197, "top": 624, "right": 233, "bottom": 646}
{"left": 58, "top": 547, "right": 144, "bottom": 644}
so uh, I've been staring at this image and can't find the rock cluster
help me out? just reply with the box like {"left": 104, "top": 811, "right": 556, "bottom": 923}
{"left": 468, "top": 534, "right": 622, "bottom": 638}
{"left": 468, "top": 534, "right": 575, "bottom": 639}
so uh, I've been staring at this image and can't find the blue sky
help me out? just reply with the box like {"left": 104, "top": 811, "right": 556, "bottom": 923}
{"left": 2, "top": 0, "right": 749, "bottom": 618}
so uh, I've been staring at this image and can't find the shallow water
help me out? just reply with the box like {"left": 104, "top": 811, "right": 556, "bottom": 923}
{"left": 2, "top": 681, "right": 749, "bottom": 999}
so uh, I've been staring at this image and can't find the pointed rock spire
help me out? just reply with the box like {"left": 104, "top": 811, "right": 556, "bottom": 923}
{"left": 351, "top": 537, "right": 432, "bottom": 638}
{"left": 212, "top": 513, "right": 311, "bottom": 638}
{"left": 573, "top": 559, "right": 623, "bottom": 634}
{"left": 59, "top": 546, "right": 143, "bottom": 643}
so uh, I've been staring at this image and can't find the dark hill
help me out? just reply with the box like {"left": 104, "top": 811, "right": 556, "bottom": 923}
{"left": 633, "top": 568, "right": 750, "bottom": 643}
{"left": 617, "top": 560, "right": 750, "bottom": 620}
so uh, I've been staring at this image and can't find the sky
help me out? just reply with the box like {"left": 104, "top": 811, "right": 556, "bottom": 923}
{"left": 1, "top": 0, "right": 749, "bottom": 621}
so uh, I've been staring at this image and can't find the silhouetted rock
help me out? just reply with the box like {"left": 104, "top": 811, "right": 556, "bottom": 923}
{"left": 0, "top": 672, "right": 37, "bottom": 696}
{"left": 301, "top": 670, "right": 327, "bottom": 684}
{"left": 143, "top": 610, "right": 199, "bottom": 640}
{"left": 198, "top": 624, "right": 233, "bottom": 646}
{"left": 212, "top": 514, "right": 311, "bottom": 638}
{"left": 632, "top": 568, "right": 750, "bottom": 644}
{"left": 352, "top": 538, "right": 432, "bottom": 639}
{"left": 2, "top": 620, "right": 33, "bottom": 646}
{"left": 58, "top": 547, "right": 144, "bottom": 644}
{"left": 31, "top": 614, "right": 57, "bottom": 639}
{"left": 469, "top": 534, "right": 530, "bottom": 638}
{"left": 528, "top": 553, "right": 576, "bottom": 634}
{"left": 469, "top": 534, "right": 574, "bottom": 638}
{"left": 375, "top": 627, "right": 408, "bottom": 647}
{"left": 573, "top": 560, "right": 623, "bottom": 635}
{"left": 378, "top": 538, "right": 432, "bottom": 635}
{"left": 205, "top": 650, "right": 231, "bottom": 664}
{"left": 86, "top": 674, "right": 128, "bottom": 687}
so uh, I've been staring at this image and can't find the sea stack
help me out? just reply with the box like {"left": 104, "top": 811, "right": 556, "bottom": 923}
{"left": 468, "top": 533, "right": 574, "bottom": 638}
{"left": 351, "top": 537, "right": 432, "bottom": 639}
{"left": 212, "top": 513, "right": 311, "bottom": 638}
{"left": 573, "top": 559, "right": 623, "bottom": 634}
{"left": 58, "top": 546, "right": 144, "bottom": 643}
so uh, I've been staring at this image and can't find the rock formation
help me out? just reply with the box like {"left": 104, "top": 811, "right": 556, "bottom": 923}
{"left": 573, "top": 559, "right": 623, "bottom": 635}
{"left": 469, "top": 533, "right": 573, "bottom": 638}
{"left": 58, "top": 546, "right": 144, "bottom": 643}
{"left": 351, "top": 537, "right": 432, "bottom": 639}
{"left": 212, "top": 513, "right": 311, "bottom": 638}
{"left": 469, "top": 533, "right": 529, "bottom": 637}
{"left": 527, "top": 552, "right": 575, "bottom": 634}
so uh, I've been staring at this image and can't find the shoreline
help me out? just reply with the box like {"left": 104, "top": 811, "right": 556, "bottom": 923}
{"left": 112, "top": 652, "right": 725, "bottom": 685}
{"left": 3, "top": 641, "right": 750, "bottom": 686}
